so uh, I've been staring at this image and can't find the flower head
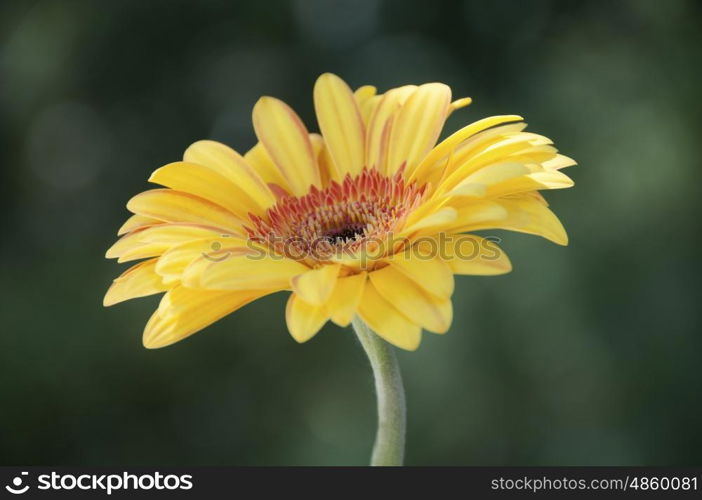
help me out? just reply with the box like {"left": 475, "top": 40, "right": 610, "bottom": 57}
{"left": 105, "top": 73, "right": 575, "bottom": 350}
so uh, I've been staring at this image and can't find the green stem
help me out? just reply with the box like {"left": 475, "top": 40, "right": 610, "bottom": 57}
{"left": 351, "top": 316, "right": 406, "bottom": 466}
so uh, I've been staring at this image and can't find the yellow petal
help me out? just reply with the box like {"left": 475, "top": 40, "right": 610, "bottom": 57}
{"left": 486, "top": 170, "right": 574, "bottom": 198}
{"left": 314, "top": 73, "right": 366, "bottom": 179}
{"left": 183, "top": 140, "right": 275, "bottom": 210}
{"left": 116, "top": 243, "right": 171, "bottom": 263}
{"left": 143, "top": 286, "right": 268, "bottom": 348}
{"left": 149, "top": 161, "right": 268, "bottom": 216}
{"left": 106, "top": 229, "right": 155, "bottom": 260}
{"left": 448, "top": 96, "right": 473, "bottom": 115}
{"left": 252, "top": 96, "right": 320, "bottom": 196}
{"left": 365, "top": 85, "right": 417, "bottom": 172}
{"left": 354, "top": 84, "right": 377, "bottom": 108}
{"left": 359, "top": 94, "right": 382, "bottom": 127}
{"left": 117, "top": 214, "right": 161, "bottom": 235}
{"left": 309, "top": 132, "right": 333, "bottom": 187}
{"left": 183, "top": 251, "right": 309, "bottom": 291}
{"left": 451, "top": 163, "right": 531, "bottom": 190}
{"left": 127, "top": 189, "right": 243, "bottom": 234}
{"left": 436, "top": 131, "right": 558, "bottom": 196}
{"left": 326, "top": 272, "right": 367, "bottom": 327}
{"left": 103, "top": 258, "right": 168, "bottom": 306}
{"left": 440, "top": 200, "right": 510, "bottom": 234}
{"left": 155, "top": 237, "right": 238, "bottom": 284}
{"left": 354, "top": 85, "right": 379, "bottom": 126}
{"left": 108, "top": 225, "right": 215, "bottom": 263}
{"left": 402, "top": 195, "right": 449, "bottom": 227}
{"left": 412, "top": 116, "right": 524, "bottom": 183}
{"left": 128, "top": 223, "right": 228, "bottom": 243}
{"left": 384, "top": 251, "right": 454, "bottom": 299}
{"left": 106, "top": 223, "right": 227, "bottom": 260}
{"left": 451, "top": 135, "right": 554, "bottom": 176}
{"left": 290, "top": 264, "right": 340, "bottom": 306}
{"left": 105, "top": 230, "right": 171, "bottom": 263}
{"left": 285, "top": 293, "right": 329, "bottom": 343}
{"left": 527, "top": 170, "right": 574, "bottom": 188}
{"left": 357, "top": 281, "right": 422, "bottom": 351}
{"left": 369, "top": 265, "right": 452, "bottom": 333}
{"left": 418, "top": 234, "right": 512, "bottom": 275}
{"left": 467, "top": 195, "right": 569, "bottom": 245}
{"left": 387, "top": 83, "right": 451, "bottom": 176}
{"left": 543, "top": 154, "right": 577, "bottom": 170}
{"left": 243, "top": 141, "right": 291, "bottom": 193}
{"left": 527, "top": 191, "right": 549, "bottom": 206}
{"left": 500, "top": 197, "right": 569, "bottom": 245}
{"left": 400, "top": 207, "right": 457, "bottom": 238}
{"left": 403, "top": 200, "right": 508, "bottom": 238}
{"left": 447, "top": 124, "right": 531, "bottom": 167}
{"left": 445, "top": 183, "right": 487, "bottom": 198}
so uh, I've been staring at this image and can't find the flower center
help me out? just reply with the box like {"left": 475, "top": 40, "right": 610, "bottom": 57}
{"left": 246, "top": 168, "right": 427, "bottom": 263}
{"left": 324, "top": 223, "right": 366, "bottom": 244}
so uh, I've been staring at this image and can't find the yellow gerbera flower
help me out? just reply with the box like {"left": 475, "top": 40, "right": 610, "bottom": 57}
{"left": 104, "top": 73, "right": 575, "bottom": 351}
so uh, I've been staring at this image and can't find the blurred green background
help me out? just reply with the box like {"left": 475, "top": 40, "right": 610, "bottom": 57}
{"left": 1, "top": 0, "right": 700, "bottom": 465}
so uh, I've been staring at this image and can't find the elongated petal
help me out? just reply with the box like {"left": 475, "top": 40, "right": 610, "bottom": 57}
{"left": 452, "top": 135, "right": 555, "bottom": 176}
{"left": 359, "top": 95, "right": 382, "bottom": 128}
{"left": 314, "top": 73, "right": 366, "bottom": 179}
{"left": 387, "top": 83, "right": 451, "bottom": 176}
{"left": 253, "top": 96, "right": 320, "bottom": 196}
{"left": 244, "top": 142, "right": 291, "bottom": 192}
{"left": 182, "top": 140, "right": 242, "bottom": 178}
{"left": 449, "top": 163, "right": 531, "bottom": 193}
{"left": 365, "top": 85, "right": 417, "bottom": 172}
{"left": 155, "top": 237, "right": 239, "bottom": 284}
{"left": 436, "top": 133, "right": 560, "bottom": 197}
{"left": 440, "top": 201, "right": 510, "bottom": 234}
{"left": 326, "top": 272, "right": 367, "bottom": 326}
{"left": 106, "top": 228, "right": 156, "bottom": 260}
{"left": 107, "top": 229, "right": 195, "bottom": 263}
{"left": 183, "top": 140, "right": 275, "bottom": 210}
{"left": 183, "top": 251, "right": 309, "bottom": 291}
{"left": 413, "top": 117, "right": 524, "bottom": 183}
{"left": 117, "top": 214, "right": 161, "bottom": 235}
{"left": 499, "top": 197, "right": 569, "bottom": 245}
{"left": 149, "top": 161, "right": 267, "bottom": 216}
{"left": 285, "top": 293, "right": 329, "bottom": 343}
{"left": 526, "top": 170, "right": 574, "bottom": 188}
{"left": 448, "top": 97, "right": 473, "bottom": 115}
{"left": 106, "top": 223, "right": 226, "bottom": 259}
{"left": 309, "top": 133, "right": 333, "bottom": 187}
{"left": 402, "top": 196, "right": 449, "bottom": 227}
{"left": 384, "top": 251, "right": 454, "bottom": 299}
{"left": 290, "top": 264, "right": 340, "bottom": 306}
{"left": 127, "top": 223, "right": 228, "bottom": 243}
{"left": 357, "top": 281, "right": 422, "bottom": 351}
{"left": 354, "top": 85, "right": 377, "bottom": 106}
{"left": 404, "top": 200, "right": 508, "bottom": 238}
{"left": 466, "top": 195, "right": 569, "bottom": 245}
{"left": 354, "top": 85, "right": 378, "bottom": 125}
{"left": 400, "top": 207, "right": 457, "bottom": 237}
{"left": 127, "top": 189, "right": 243, "bottom": 234}
{"left": 446, "top": 183, "right": 487, "bottom": 198}
{"left": 116, "top": 242, "right": 171, "bottom": 263}
{"left": 417, "top": 234, "right": 512, "bottom": 275}
{"left": 486, "top": 170, "right": 574, "bottom": 198}
{"left": 543, "top": 154, "right": 577, "bottom": 170}
{"left": 104, "top": 258, "right": 168, "bottom": 306}
{"left": 143, "top": 286, "right": 268, "bottom": 348}
{"left": 369, "top": 265, "right": 452, "bottom": 333}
